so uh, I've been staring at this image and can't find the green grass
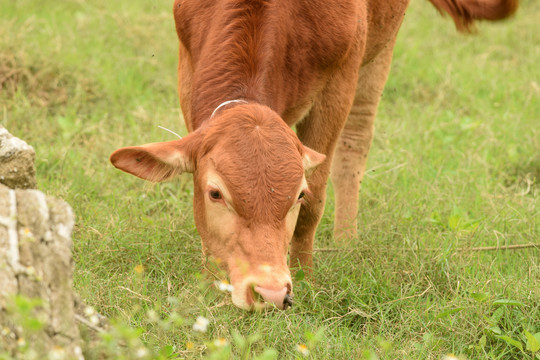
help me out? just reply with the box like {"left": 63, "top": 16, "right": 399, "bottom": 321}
{"left": 1, "top": 0, "right": 539, "bottom": 359}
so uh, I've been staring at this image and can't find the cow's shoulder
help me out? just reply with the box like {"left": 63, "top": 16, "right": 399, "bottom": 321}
{"left": 279, "top": 0, "right": 361, "bottom": 69}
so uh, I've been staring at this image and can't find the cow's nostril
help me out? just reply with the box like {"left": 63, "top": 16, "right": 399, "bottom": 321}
{"left": 283, "top": 293, "right": 293, "bottom": 310}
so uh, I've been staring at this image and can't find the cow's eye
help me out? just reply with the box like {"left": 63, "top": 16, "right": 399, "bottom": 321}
{"left": 298, "top": 192, "right": 305, "bottom": 200}
{"left": 209, "top": 190, "right": 222, "bottom": 201}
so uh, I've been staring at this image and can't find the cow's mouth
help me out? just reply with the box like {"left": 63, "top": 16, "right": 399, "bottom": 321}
{"left": 250, "top": 285, "right": 262, "bottom": 302}
{"left": 246, "top": 285, "right": 266, "bottom": 310}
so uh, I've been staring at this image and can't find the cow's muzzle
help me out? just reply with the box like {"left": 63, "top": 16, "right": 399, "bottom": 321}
{"left": 252, "top": 286, "right": 293, "bottom": 310}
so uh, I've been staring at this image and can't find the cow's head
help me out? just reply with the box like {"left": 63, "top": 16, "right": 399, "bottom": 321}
{"left": 110, "top": 104, "right": 325, "bottom": 309}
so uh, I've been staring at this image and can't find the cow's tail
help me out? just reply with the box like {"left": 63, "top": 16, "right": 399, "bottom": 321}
{"left": 428, "top": 0, "right": 518, "bottom": 32}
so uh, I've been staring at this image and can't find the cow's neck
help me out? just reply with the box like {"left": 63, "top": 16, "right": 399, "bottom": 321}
{"left": 190, "top": 0, "right": 282, "bottom": 129}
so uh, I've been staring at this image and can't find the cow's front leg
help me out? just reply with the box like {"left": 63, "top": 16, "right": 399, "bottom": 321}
{"left": 290, "top": 70, "right": 360, "bottom": 272}
{"left": 289, "top": 158, "right": 332, "bottom": 271}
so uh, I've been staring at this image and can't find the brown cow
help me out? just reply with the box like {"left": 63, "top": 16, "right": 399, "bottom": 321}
{"left": 110, "top": 0, "right": 517, "bottom": 310}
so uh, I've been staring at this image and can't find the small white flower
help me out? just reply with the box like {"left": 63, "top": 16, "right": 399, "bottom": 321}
{"left": 1, "top": 327, "right": 10, "bottom": 336}
{"left": 48, "top": 346, "right": 66, "bottom": 360}
{"left": 74, "top": 346, "right": 84, "bottom": 360}
{"left": 17, "top": 337, "right": 26, "bottom": 347}
{"left": 214, "top": 338, "right": 228, "bottom": 347}
{"left": 25, "top": 349, "right": 38, "bottom": 360}
{"left": 192, "top": 316, "right": 210, "bottom": 332}
{"left": 215, "top": 280, "right": 234, "bottom": 292}
{"left": 89, "top": 314, "right": 100, "bottom": 326}
{"left": 296, "top": 344, "right": 309, "bottom": 357}
{"left": 146, "top": 309, "right": 159, "bottom": 322}
{"left": 83, "top": 306, "right": 95, "bottom": 317}
{"left": 442, "top": 355, "right": 459, "bottom": 360}
{"left": 135, "top": 346, "right": 149, "bottom": 358}
{"left": 20, "top": 227, "right": 34, "bottom": 240}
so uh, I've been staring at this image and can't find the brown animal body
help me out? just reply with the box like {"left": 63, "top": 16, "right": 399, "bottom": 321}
{"left": 110, "top": 0, "right": 517, "bottom": 309}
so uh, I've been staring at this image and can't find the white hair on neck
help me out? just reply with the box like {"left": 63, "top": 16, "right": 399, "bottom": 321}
{"left": 157, "top": 99, "right": 248, "bottom": 140}
{"left": 210, "top": 99, "right": 248, "bottom": 119}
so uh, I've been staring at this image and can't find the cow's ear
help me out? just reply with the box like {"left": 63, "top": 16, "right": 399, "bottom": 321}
{"left": 302, "top": 146, "right": 325, "bottom": 174}
{"left": 110, "top": 131, "right": 200, "bottom": 182}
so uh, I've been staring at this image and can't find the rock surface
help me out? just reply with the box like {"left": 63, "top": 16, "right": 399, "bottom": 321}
{"left": 0, "top": 183, "right": 84, "bottom": 359}
{"left": 0, "top": 126, "right": 37, "bottom": 189}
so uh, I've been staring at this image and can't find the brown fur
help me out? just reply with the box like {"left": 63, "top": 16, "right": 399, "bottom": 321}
{"left": 111, "top": 0, "right": 518, "bottom": 309}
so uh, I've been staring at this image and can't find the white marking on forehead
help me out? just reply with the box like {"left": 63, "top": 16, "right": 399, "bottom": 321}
{"left": 206, "top": 171, "right": 227, "bottom": 192}
{"left": 206, "top": 170, "right": 236, "bottom": 213}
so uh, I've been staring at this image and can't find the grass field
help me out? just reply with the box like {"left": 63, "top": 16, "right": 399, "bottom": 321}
{"left": 1, "top": 0, "right": 539, "bottom": 359}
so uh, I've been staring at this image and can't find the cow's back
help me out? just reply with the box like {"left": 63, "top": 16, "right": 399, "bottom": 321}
{"left": 174, "top": 0, "right": 363, "bottom": 128}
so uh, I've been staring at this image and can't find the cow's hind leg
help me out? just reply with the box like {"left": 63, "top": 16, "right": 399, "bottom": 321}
{"left": 330, "top": 44, "right": 396, "bottom": 241}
